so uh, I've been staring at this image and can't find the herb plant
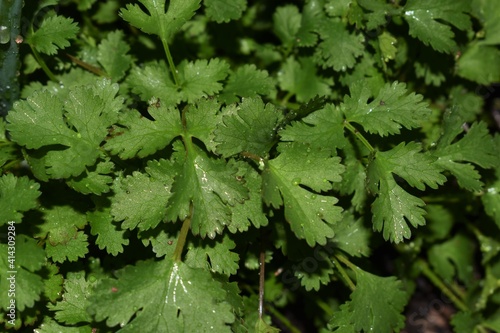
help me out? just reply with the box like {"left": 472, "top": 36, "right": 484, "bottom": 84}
{"left": 1, "top": 0, "right": 500, "bottom": 332}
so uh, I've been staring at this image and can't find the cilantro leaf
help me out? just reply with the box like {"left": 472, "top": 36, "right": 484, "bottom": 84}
{"left": 120, "top": 0, "right": 201, "bottom": 41}
{"left": 375, "top": 142, "right": 446, "bottom": 191}
{"left": 314, "top": 18, "right": 364, "bottom": 71}
{"left": 434, "top": 115, "right": 499, "bottom": 191}
{"left": 88, "top": 206, "right": 130, "bottom": 256}
{"left": 473, "top": 0, "right": 500, "bottom": 45}
{"left": 0, "top": 235, "right": 45, "bottom": 311}
{"left": 278, "top": 57, "right": 332, "bottom": 102}
{"left": 329, "top": 268, "right": 408, "bottom": 332}
{"left": 45, "top": 232, "right": 89, "bottom": 263}
{"left": 66, "top": 158, "right": 114, "bottom": 195}
{"left": 215, "top": 97, "right": 282, "bottom": 158}
{"left": 273, "top": 5, "right": 302, "bottom": 49}
{"left": 26, "top": 15, "right": 79, "bottom": 55}
{"left": 34, "top": 205, "right": 88, "bottom": 246}
{"left": 35, "top": 319, "right": 95, "bottom": 333}
{"left": 166, "top": 145, "right": 248, "bottom": 238}
{"left": 403, "top": 0, "right": 471, "bottom": 53}
{"left": 205, "top": 0, "right": 247, "bottom": 23}
{"left": 366, "top": 143, "right": 443, "bottom": 243}
{"left": 186, "top": 234, "right": 239, "bottom": 276}
{"left": 178, "top": 58, "right": 230, "bottom": 103}
{"left": 228, "top": 161, "right": 269, "bottom": 232}
{"left": 88, "top": 259, "right": 234, "bottom": 332}
{"left": 183, "top": 98, "right": 222, "bottom": 152}
{"left": 357, "top": 0, "right": 400, "bottom": 30}
{"left": 126, "top": 61, "right": 179, "bottom": 106}
{"left": 111, "top": 164, "right": 174, "bottom": 231}
{"left": 342, "top": 80, "right": 431, "bottom": 136}
{"left": 262, "top": 143, "right": 344, "bottom": 246}
{"left": 457, "top": 44, "right": 500, "bottom": 85}
{"left": 428, "top": 233, "right": 475, "bottom": 285}
{"left": 332, "top": 211, "right": 371, "bottom": 257}
{"left": 220, "top": 64, "right": 275, "bottom": 104}
{"left": 48, "top": 272, "right": 96, "bottom": 324}
{"left": 97, "top": 30, "right": 132, "bottom": 81}
{"left": 105, "top": 104, "right": 182, "bottom": 159}
{"left": 0, "top": 175, "right": 40, "bottom": 225}
{"left": 280, "top": 103, "right": 347, "bottom": 151}
{"left": 7, "top": 79, "right": 123, "bottom": 178}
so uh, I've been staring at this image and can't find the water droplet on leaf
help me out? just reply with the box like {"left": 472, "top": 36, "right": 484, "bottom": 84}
{"left": 0, "top": 26, "right": 10, "bottom": 44}
{"left": 291, "top": 178, "right": 301, "bottom": 185}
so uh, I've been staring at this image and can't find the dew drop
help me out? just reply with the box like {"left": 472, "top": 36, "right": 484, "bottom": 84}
{"left": 291, "top": 178, "right": 301, "bottom": 186}
{"left": 0, "top": 26, "right": 10, "bottom": 44}
{"left": 310, "top": 194, "right": 317, "bottom": 200}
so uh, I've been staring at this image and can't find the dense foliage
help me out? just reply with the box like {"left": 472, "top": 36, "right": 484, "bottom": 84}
{"left": 1, "top": 0, "right": 500, "bottom": 332}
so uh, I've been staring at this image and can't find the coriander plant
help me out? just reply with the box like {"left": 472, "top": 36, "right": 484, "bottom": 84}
{"left": 1, "top": 0, "right": 500, "bottom": 332}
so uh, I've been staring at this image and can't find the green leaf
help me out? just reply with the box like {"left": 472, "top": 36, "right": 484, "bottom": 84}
{"left": 35, "top": 318, "right": 94, "bottom": 333}
{"left": 262, "top": 143, "right": 344, "bottom": 246}
{"left": 472, "top": 0, "right": 500, "bottom": 45}
{"left": 215, "top": 97, "right": 282, "bottom": 158}
{"left": 88, "top": 206, "right": 130, "bottom": 255}
{"left": 183, "top": 98, "right": 222, "bottom": 152}
{"left": 332, "top": 212, "right": 371, "bottom": 257}
{"left": 48, "top": 272, "right": 97, "bottom": 324}
{"left": 7, "top": 79, "right": 123, "bottom": 178}
{"left": 403, "top": 0, "right": 471, "bottom": 53}
{"left": 378, "top": 31, "right": 397, "bottom": 62}
{"left": 120, "top": 0, "right": 201, "bottom": 41}
{"left": 457, "top": 43, "right": 500, "bottom": 85}
{"left": 371, "top": 175, "right": 426, "bottom": 243}
{"left": 434, "top": 118, "right": 499, "bottom": 192}
{"left": 280, "top": 104, "right": 347, "bottom": 150}
{"left": 0, "top": 235, "right": 45, "bottom": 311}
{"left": 228, "top": 161, "right": 269, "bottom": 232}
{"left": 256, "top": 318, "right": 281, "bottom": 333}
{"left": 178, "top": 58, "right": 230, "bottom": 103}
{"left": 428, "top": 233, "right": 475, "bottom": 285}
{"left": 451, "top": 311, "right": 482, "bottom": 333}
{"left": 111, "top": 163, "right": 174, "bottom": 231}
{"left": 205, "top": 0, "right": 247, "bottom": 23}
{"left": 273, "top": 5, "right": 302, "bottom": 49}
{"left": 66, "top": 158, "right": 114, "bottom": 195}
{"left": 376, "top": 142, "right": 446, "bottom": 191}
{"left": 329, "top": 268, "right": 408, "bottom": 332}
{"left": 105, "top": 105, "right": 181, "bottom": 159}
{"left": 126, "top": 61, "right": 179, "bottom": 106}
{"left": 342, "top": 80, "right": 431, "bottom": 136}
{"left": 278, "top": 57, "right": 332, "bottom": 102}
{"left": 97, "top": 30, "right": 132, "bottom": 81}
{"left": 166, "top": 145, "right": 248, "bottom": 238}
{"left": 34, "top": 205, "right": 87, "bottom": 245}
{"left": 45, "top": 232, "right": 89, "bottom": 263}
{"left": 185, "top": 234, "right": 239, "bottom": 276}
{"left": 0, "top": 175, "right": 40, "bottom": 225}
{"left": 220, "top": 64, "right": 275, "bottom": 104}
{"left": 88, "top": 259, "right": 234, "bottom": 332}
{"left": 357, "top": 0, "right": 400, "bottom": 30}
{"left": 314, "top": 18, "right": 364, "bottom": 71}
{"left": 26, "top": 15, "right": 79, "bottom": 55}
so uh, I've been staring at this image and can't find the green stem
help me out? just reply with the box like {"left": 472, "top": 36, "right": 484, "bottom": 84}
{"left": 417, "top": 259, "right": 468, "bottom": 312}
{"left": 258, "top": 230, "right": 266, "bottom": 319}
{"left": 333, "top": 254, "right": 357, "bottom": 291}
{"left": 172, "top": 204, "right": 193, "bottom": 262}
{"left": 343, "top": 120, "right": 375, "bottom": 153}
{"left": 0, "top": 0, "right": 23, "bottom": 117}
{"left": 265, "top": 304, "right": 301, "bottom": 333}
{"left": 161, "top": 39, "right": 180, "bottom": 87}
{"left": 31, "top": 47, "right": 57, "bottom": 82}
